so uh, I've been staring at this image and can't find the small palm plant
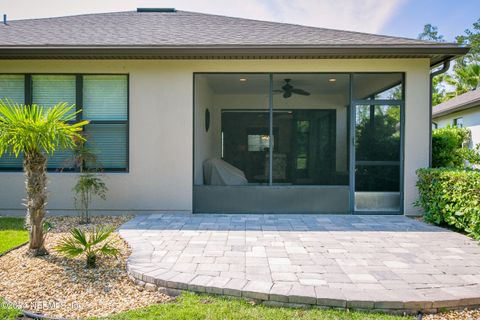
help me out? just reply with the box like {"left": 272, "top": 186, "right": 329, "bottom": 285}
{"left": 69, "top": 140, "right": 108, "bottom": 224}
{"left": 74, "top": 173, "right": 108, "bottom": 224}
{"left": 0, "top": 100, "right": 88, "bottom": 256}
{"left": 54, "top": 226, "right": 119, "bottom": 268}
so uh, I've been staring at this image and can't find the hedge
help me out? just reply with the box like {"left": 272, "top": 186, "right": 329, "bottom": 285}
{"left": 432, "top": 126, "right": 471, "bottom": 168}
{"left": 416, "top": 168, "right": 480, "bottom": 240}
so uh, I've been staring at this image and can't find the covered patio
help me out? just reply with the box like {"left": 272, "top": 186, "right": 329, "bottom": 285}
{"left": 120, "top": 214, "right": 480, "bottom": 314}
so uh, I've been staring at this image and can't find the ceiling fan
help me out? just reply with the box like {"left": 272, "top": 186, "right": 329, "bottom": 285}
{"left": 274, "top": 79, "right": 311, "bottom": 98}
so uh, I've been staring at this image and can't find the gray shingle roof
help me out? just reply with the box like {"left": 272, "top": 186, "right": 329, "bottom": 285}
{"left": 0, "top": 10, "right": 468, "bottom": 62}
{"left": 0, "top": 10, "right": 446, "bottom": 47}
{"left": 433, "top": 89, "right": 480, "bottom": 118}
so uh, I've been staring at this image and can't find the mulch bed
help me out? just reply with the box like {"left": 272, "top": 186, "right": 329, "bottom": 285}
{"left": 0, "top": 215, "right": 171, "bottom": 319}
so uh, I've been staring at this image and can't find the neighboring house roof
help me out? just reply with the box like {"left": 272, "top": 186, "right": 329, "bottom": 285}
{"left": 0, "top": 9, "right": 469, "bottom": 62}
{"left": 432, "top": 89, "right": 480, "bottom": 118}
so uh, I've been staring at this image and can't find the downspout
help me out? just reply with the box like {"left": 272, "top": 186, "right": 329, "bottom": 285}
{"left": 429, "top": 60, "right": 450, "bottom": 167}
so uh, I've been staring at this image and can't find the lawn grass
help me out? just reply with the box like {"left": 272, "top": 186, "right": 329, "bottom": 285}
{"left": 0, "top": 217, "right": 29, "bottom": 254}
{"left": 0, "top": 298, "right": 21, "bottom": 320}
{"left": 97, "top": 292, "right": 411, "bottom": 320}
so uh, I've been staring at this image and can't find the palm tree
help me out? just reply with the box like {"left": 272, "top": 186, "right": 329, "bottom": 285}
{"left": 0, "top": 100, "right": 88, "bottom": 256}
{"left": 445, "top": 63, "right": 480, "bottom": 99}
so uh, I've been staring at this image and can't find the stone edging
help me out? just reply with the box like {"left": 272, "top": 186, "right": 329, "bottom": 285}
{"left": 126, "top": 266, "right": 480, "bottom": 315}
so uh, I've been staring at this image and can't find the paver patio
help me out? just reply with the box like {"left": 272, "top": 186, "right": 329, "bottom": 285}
{"left": 119, "top": 214, "right": 480, "bottom": 314}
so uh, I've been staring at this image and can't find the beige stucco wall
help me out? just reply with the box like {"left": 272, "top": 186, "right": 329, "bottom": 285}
{"left": 0, "top": 59, "right": 430, "bottom": 215}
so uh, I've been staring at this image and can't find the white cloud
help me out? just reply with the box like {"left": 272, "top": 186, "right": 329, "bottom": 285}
{"left": 4, "top": 0, "right": 407, "bottom": 34}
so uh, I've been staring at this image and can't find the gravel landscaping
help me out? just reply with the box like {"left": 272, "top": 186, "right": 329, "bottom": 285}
{"left": 425, "top": 309, "right": 480, "bottom": 320}
{"left": 0, "top": 215, "right": 171, "bottom": 319}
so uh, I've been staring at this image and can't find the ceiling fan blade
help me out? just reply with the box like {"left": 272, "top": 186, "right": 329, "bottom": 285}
{"left": 272, "top": 89, "right": 284, "bottom": 93}
{"left": 292, "top": 88, "right": 311, "bottom": 96}
{"left": 283, "top": 91, "right": 292, "bottom": 98}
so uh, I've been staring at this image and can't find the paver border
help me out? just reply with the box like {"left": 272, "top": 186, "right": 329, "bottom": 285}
{"left": 126, "top": 265, "right": 480, "bottom": 314}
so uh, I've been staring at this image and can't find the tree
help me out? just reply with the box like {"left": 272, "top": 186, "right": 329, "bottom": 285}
{"left": 456, "top": 18, "right": 480, "bottom": 65}
{"left": 418, "top": 24, "right": 445, "bottom": 42}
{"left": 418, "top": 24, "right": 447, "bottom": 105}
{"left": 0, "top": 100, "right": 88, "bottom": 255}
{"left": 439, "top": 19, "right": 480, "bottom": 100}
{"left": 444, "top": 63, "right": 480, "bottom": 98}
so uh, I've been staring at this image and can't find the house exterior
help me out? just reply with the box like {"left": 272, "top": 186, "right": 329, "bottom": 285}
{"left": 432, "top": 89, "right": 480, "bottom": 148}
{"left": 0, "top": 9, "right": 468, "bottom": 216}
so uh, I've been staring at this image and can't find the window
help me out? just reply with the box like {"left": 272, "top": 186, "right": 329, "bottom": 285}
{"left": 32, "top": 75, "right": 77, "bottom": 169}
{"left": 453, "top": 117, "right": 464, "bottom": 127}
{"left": 0, "top": 74, "right": 129, "bottom": 171}
{"left": 0, "top": 75, "right": 24, "bottom": 104}
{"left": 83, "top": 75, "right": 128, "bottom": 170}
{"left": 0, "top": 75, "right": 25, "bottom": 169}
{"left": 247, "top": 135, "right": 272, "bottom": 152}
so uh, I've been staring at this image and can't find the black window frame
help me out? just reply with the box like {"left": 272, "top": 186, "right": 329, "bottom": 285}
{"left": 453, "top": 117, "right": 464, "bottom": 128}
{"left": 0, "top": 73, "right": 129, "bottom": 173}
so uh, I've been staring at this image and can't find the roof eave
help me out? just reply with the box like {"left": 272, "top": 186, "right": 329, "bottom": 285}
{"left": 433, "top": 99, "right": 480, "bottom": 118}
{"left": 0, "top": 45, "right": 469, "bottom": 65}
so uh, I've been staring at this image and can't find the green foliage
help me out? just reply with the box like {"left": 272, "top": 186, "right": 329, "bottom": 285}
{"left": 416, "top": 168, "right": 480, "bottom": 240}
{"left": 0, "top": 100, "right": 88, "bottom": 157}
{"left": 355, "top": 106, "right": 400, "bottom": 191}
{"left": 96, "top": 292, "right": 406, "bottom": 320}
{"left": 0, "top": 298, "right": 21, "bottom": 320}
{"left": 67, "top": 137, "right": 108, "bottom": 224}
{"left": 431, "top": 126, "right": 471, "bottom": 168}
{"left": 456, "top": 18, "right": 480, "bottom": 65}
{"left": 462, "top": 143, "right": 480, "bottom": 165}
{"left": 0, "top": 217, "right": 28, "bottom": 254}
{"left": 444, "top": 63, "right": 480, "bottom": 97}
{"left": 419, "top": 20, "right": 480, "bottom": 105}
{"left": 73, "top": 173, "right": 108, "bottom": 224}
{"left": 418, "top": 23, "right": 444, "bottom": 42}
{"left": 54, "top": 226, "right": 119, "bottom": 268}
{"left": 431, "top": 74, "right": 447, "bottom": 106}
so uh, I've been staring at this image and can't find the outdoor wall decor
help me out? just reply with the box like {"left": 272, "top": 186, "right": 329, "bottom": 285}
{"left": 205, "top": 108, "right": 210, "bottom": 132}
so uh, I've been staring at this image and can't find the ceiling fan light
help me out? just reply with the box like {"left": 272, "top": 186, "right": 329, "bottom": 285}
{"left": 328, "top": 78, "right": 337, "bottom": 82}
{"left": 239, "top": 78, "right": 247, "bottom": 82}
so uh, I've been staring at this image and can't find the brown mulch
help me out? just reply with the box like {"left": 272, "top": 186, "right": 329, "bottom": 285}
{"left": 0, "top": 215, "right": 171, "bottom": 319}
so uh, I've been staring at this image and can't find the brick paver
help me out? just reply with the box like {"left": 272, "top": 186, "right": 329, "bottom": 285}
{"left": 120, "top": 214, "right": 480, "bottom": 313}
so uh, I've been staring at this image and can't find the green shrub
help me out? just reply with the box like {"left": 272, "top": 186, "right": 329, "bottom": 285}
{"left": 416, "top": 168, "right": 480, "bottom": 239}
{"left": 432, "top": 126, "right": 471, "bottom": 168}
{"left": 54, "top": 226, "right": 119, "bottom": 268}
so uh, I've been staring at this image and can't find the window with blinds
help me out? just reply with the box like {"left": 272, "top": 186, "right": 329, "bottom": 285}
{"left": 33, "top": 75, "right": 77, "bottom": 169}
{"left": 83, "top": 75, "right": 128, "bottom": 170}
{"left": 0, "top": 75, "right": 25, "bottom": 169}
{"left": 0, "top": 74, "right": 129, "bottom": 171}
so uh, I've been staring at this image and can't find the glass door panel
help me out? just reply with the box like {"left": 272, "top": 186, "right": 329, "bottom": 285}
{"left": 354, "top": 104, "right": 401, "bottom": 212}
{"left": 271, "top": 73, "right": 350, "bottom": 186}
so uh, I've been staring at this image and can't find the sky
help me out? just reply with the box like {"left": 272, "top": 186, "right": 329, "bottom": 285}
{"left": 1, "top": 0, "right": 479, "bottom": 41}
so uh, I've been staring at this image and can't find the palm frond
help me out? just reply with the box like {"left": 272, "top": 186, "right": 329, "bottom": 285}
{"left": 98, "top": 242, "right": 120, "bottom": 257}
{"left": 54, "top": 237, "right": 85, "bottom": 258}
{"left": 0, "top": 100, "right": 89, "bottom": 157}
{"left": 70, "top": 228, "right": 88, "bottom": 247}
{"left": 90, "top": 226, "right": 115, "bottom": 246}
